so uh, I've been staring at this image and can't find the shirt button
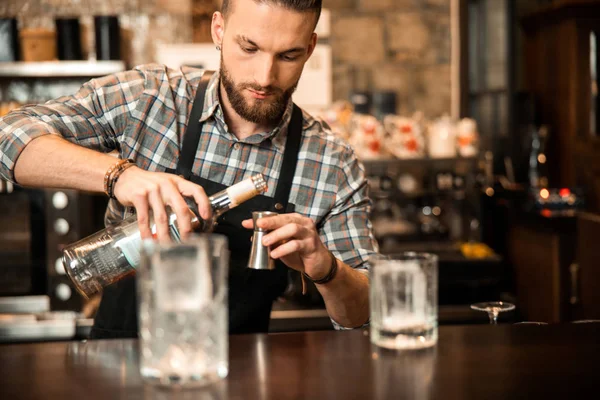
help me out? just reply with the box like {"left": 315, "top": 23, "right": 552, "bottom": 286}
{"left": 233, "top": 143, "right": 240, "bottom": 150}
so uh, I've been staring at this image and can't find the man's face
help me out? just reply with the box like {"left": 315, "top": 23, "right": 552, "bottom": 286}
{"left": 214, "top": 0, "right": 317, "bottom": 126}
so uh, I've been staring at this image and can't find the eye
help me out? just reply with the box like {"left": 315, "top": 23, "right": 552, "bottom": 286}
{"left": 241, "top": 46, "right": 257, "bottom": 54}
{"left": 281, "top": 54, "right": 300, "bottom": 62}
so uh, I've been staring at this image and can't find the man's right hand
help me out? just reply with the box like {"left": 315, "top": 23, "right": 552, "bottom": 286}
{"left": 113, "top": 166, "right": 212, "bottom": 242}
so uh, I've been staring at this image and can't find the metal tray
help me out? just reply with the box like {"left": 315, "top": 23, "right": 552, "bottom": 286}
{"left": 0, "top": 319, "right": 75, "bottom": 343}
{"left": 0, "top": 296, "right": 50, "bottom": 314}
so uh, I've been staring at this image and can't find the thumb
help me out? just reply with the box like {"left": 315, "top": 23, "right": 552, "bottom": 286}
{"left": 241, "top": 219, "right": 254, "bottom": 229}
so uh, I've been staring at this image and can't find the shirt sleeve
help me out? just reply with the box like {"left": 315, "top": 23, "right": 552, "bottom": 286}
{"left": 318, "top": 142, "right": 378, "bottom": 330}
{"left": 319, "top": 142, "right": 379, "bottom": 271}
{"left": 0, "top": 69, "right": 146, "bottom": 183}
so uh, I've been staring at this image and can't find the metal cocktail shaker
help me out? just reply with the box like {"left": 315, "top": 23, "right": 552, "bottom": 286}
{"left": 247, "top": 211, "right": 278, "bottom": 270}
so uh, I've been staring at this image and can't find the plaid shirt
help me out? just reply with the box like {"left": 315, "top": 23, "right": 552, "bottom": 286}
{"left": 0, "top": 64, "right": 377, "bottom": 326}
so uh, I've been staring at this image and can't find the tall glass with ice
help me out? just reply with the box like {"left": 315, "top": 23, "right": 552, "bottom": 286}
{"left": 370, "top": 253, "right": 438, "bottom": 350}
{"left": 137, "top": 234, "right": 229, "bottom": 386}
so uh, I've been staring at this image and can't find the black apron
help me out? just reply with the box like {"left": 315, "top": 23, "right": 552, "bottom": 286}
{"left": 90, "top": 71, "right": 303, "bottom": 338}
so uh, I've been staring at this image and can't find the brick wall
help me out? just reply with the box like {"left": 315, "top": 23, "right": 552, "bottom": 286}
{"left": 326, "top": 0, "right": 451, "bottom": 118}
{"left": 192, "top": 0, "right": 451, "bottom": 118}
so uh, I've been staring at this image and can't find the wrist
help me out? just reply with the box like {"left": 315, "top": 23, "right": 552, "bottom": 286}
{"left": 104, "top": 159, "right": 136, "bottom": 199}
{"left": 113, "top": 164, "right": 137, "bottom": 194}
{"left": 303, "top": 250, "right": 338, "bottom": 285}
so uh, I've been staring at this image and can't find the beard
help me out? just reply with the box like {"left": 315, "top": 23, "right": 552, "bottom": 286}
{"left": 220, "top": 54, "right": 298, "bottom": 126}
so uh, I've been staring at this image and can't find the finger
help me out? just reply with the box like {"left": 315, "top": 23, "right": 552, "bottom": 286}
{"left": 256, "top": 213, "right": 307, "bottom": 230}
{"left": 241, "top": 219, "right": 254, "bottom": 229}
{"left": 270, "top": 239, "right": 303, "bottom": 259}
{"left": 148, "top": 188, "right": 170, "bottom": 243}
{"left": 179, "top": 180, "right": 212, "bottom": 221}
{"left": 161, "top": 181, "right": 192, "bottom": 239}
{"left": 132, "top": 194, "right": 152, "bottom": 240}
{"left": 262, "top": 223, "right": 305, "bottom": 247}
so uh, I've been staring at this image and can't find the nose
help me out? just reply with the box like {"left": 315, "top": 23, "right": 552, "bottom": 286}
{"left": 254, "top": 54, "right": 276, "bottom": 90}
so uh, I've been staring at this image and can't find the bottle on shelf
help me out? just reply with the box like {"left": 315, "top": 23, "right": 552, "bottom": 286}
{"left": 63, "top": 174, "right": 268, "bottom": 298}
{"left": 528, "top": 125, "right": 549, "bottom": 188}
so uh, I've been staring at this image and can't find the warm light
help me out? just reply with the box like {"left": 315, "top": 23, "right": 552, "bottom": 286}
{"left": 559, "top": 188, "right": 571, "bottom": 197}
{"left": 485, "top": 187, "right": 495, "bottom": 197}
{"left": 540, "top": 189, "right": 550, "bottom": 199}
{"left": 537, "top": 154, "right": 547, "bottom": 164}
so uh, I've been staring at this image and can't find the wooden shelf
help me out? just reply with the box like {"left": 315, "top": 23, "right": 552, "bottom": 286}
{"left": 362, "top": 156, "right": 477, "bottom": 174}
{"left": 0, "top": 61, "right": 126, "bottom": 78}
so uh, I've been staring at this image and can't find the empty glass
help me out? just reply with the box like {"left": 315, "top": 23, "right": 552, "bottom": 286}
{"left": 370, "top": 253, "right": 438, "bottom": 350}
{"left": 137, "top": 234, "right": 229, "bottom": 387}
{"left": 470, "top": 301, "right": 515, "bottom": 324}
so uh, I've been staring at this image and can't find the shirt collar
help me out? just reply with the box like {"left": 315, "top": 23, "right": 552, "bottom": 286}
{"left": 198, "top": 70, "right": 294, "bottom": 151}
{"left": 198, "top": 71, "right": 221, "bottom": 124}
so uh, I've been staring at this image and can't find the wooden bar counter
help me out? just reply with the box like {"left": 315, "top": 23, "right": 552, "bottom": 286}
{"left": 1, "top": 324, "right": 598, "bottom": 399}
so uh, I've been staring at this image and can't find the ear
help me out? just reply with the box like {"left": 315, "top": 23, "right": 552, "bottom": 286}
{"left": 211, "top": 11, "right": 225, "bottom": 46}
{"left": 306, "top": 32, "right": 318, "bottom": 59}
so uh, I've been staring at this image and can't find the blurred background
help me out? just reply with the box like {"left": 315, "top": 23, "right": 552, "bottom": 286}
{"left": 1, "top": 0, "right": 600, "bottom": 340}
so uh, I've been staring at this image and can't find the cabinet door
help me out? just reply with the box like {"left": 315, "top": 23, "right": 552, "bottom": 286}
{"left": 509, "top": 225, "right": 562, "bottom": 323}
{"left": 576, "top": 212, "right": 600, "bottom": 320}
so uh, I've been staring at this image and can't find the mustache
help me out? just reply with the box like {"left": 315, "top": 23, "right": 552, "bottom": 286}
{"left": 240, "top": 82, "right": 282, "bottom": 95}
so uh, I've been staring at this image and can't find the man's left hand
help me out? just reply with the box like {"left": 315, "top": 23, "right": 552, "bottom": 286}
{"left": 241, "top": 213, "right": 332, "bottom": 280}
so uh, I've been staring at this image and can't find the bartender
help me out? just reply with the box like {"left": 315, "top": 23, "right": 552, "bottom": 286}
{"left": 0, "top": 0, "right": 376, "bottom": 338}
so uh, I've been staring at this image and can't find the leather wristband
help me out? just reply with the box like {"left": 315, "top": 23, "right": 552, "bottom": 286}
{"left": 303, "top": 250, "right": 338, "bottom": 285}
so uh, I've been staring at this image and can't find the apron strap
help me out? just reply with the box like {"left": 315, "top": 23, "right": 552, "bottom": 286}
{"left": 177, "top": 70, "right": 214, "bottom": 180}
{"left": 272, "top": 104, "right": 303, "bottom": 210}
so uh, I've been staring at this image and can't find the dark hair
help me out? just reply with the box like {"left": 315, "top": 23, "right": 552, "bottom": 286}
{"left": 221, "top": 0, "right": 322, "bottom": 27}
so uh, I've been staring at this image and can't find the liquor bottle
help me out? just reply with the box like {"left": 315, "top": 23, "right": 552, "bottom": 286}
{"left": 528, "top": 125, "right": 549, "bottom": 188}
{"left": 63, "top": 174, "right": 267, "bottom": 298}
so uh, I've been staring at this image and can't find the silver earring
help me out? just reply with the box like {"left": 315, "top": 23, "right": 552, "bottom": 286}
{"left": 216, "top": 45, "right": 221, "bottom": 51}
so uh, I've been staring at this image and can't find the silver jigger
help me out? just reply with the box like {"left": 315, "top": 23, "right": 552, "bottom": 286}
{"left": 247, "top": 211, "right": 278, "bottom": 270}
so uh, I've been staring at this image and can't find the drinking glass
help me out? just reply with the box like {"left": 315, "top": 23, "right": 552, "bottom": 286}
{"left": 470, "top": 301, "right": 515, "bottom": 324}
{"left": 137, "top": 234, "right": 229, "bottom": 387}
{"left": 370, "top": 252, "right": 438, "bottom": 350}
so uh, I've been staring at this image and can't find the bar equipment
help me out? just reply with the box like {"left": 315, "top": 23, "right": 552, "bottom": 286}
{"left": 138, "top": 234, "right": 229, "bottom": 387}
{"left": 370, "top": 252, "right": 438, "bottom": 350}
{"left": 0, "top": 18, "right": 19, "bottom": 61}
{"left": 94, "top": 15, "right": 120, "bottom": 60}
{"left": 62, "top": 174, "right": 266, "bottom": 298}
{"left": 470, "top": 301, "right": 515, "bottom": 324}
{"left": 55, "top": 18, "right": 83, "bottom": 60}
{"left": 247, "top": 211, "right": 278, "bottom": 270}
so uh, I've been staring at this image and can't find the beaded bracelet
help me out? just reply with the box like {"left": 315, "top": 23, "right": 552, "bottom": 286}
{"left": 109, "top": 161, "right": 136, "bottom": 199}
{"left": 107, "top": 159, "right": 136, "bottom": 199}
{"left": 104, "top": 159, "right": 135, "bottom": 199}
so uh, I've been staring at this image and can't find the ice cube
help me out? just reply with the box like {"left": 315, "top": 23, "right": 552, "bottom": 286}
{"left": 153, "top": 242, "right": 213, "bottom": 312}
{"left": 158, "top": 344, "right": 188, "bottom": 377}
{"left": 382, "top": 311, "right": 425, "bottom": 331}
{"left": 189, "top": 349, "right": 209, "bottom": 377}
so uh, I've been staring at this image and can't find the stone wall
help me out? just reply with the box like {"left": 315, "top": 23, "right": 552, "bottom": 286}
{"left": 5, "top": 1, "right": 451, "bottom": 117}
{"left": 193, "top": 0, "right": 451, "bottom": 118}
{"left": 326, "top": 0, "right": 451, "bottom": 118}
